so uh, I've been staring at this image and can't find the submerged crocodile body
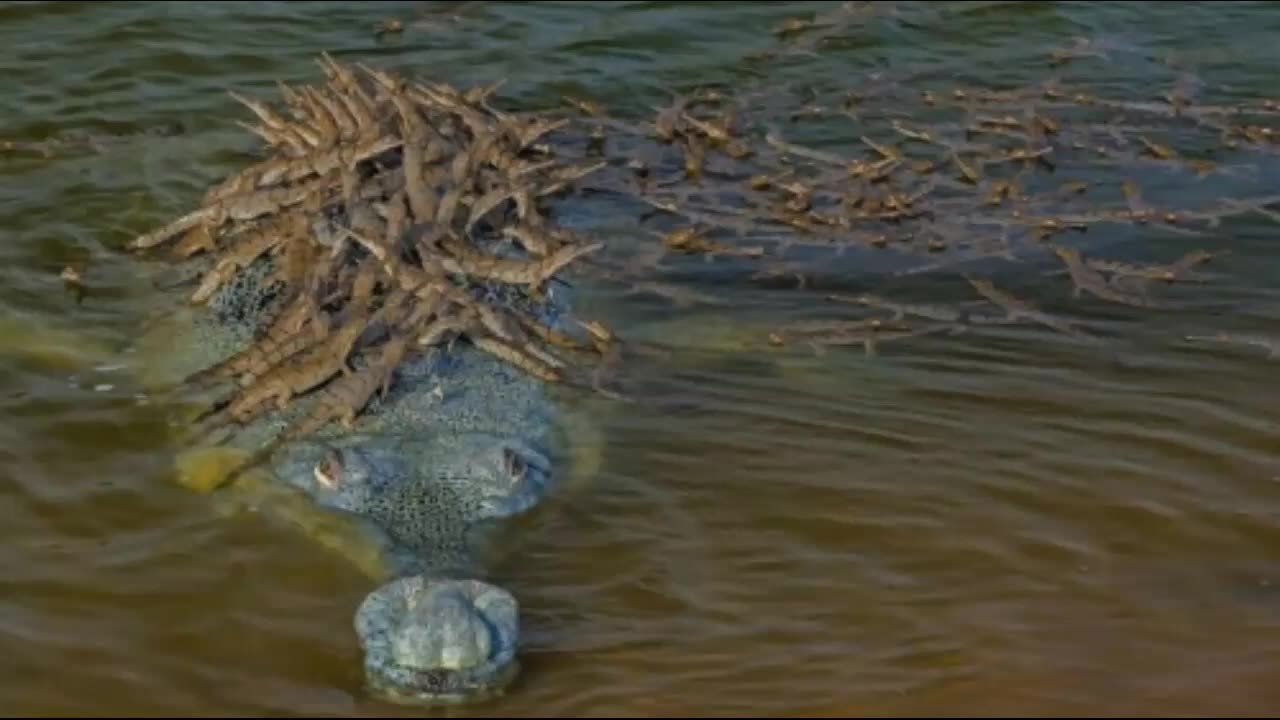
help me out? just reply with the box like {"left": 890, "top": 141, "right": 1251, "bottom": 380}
{"left": 142, "top": 243, "right": 595, "bottom": 706}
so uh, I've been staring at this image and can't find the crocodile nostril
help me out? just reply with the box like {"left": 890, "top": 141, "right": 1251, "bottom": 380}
{"left": 502, "top": 447, "right": 526, "bottom": 486}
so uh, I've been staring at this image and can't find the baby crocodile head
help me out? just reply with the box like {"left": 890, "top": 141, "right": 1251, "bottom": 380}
{"left": 354, "top": 575, "right": 520, "bottom": 706}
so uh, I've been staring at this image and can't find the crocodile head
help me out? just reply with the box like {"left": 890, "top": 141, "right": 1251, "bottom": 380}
{"left": 272, "top": 432, "right": 555, "bottom": 705}
{"left": 292, "top": 433, "right": 554, "bottom": 528}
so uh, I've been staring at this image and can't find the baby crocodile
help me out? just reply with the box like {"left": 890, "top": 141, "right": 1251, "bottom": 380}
{"left": 826, "top": 292, "right": 964, "bottom": 323}
{"left": 1050, "top": 245, "right": 1153, "bottom": 308}
{"left": 964, "top": 274, "right": 1090, "bottom": 339}
{"left": 1185, "top": 331, "right": 1280, "bottom": 359}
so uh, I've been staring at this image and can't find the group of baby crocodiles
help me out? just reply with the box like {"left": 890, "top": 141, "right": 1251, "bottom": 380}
{"left": 556, "top": 27, "right": 1280, "bottom": 357}
{"left": 120, "top": 26, "right": 1280, "bottom": 707}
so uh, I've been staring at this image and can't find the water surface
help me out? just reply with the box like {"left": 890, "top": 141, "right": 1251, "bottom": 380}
{"left": 4, "top": 1, "right": 1280, "bottom": 716}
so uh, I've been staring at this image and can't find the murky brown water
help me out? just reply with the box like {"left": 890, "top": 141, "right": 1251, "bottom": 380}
{"left": 5, "top": 1, "right": 1280, "bottom": 716}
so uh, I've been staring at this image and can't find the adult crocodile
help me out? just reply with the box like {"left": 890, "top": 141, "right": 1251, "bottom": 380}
{"left": 101, "top": 53, "right": 628, "bottom": 707}
{"left": 134, "top": 237, "right": 605, "bottom": 706}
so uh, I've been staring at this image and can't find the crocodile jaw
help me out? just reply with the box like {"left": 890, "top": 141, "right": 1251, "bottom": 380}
{"left": 354, "top": 576, "right": 520, "bottom": 707}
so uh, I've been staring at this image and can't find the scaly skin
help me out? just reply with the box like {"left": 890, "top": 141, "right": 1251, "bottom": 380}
{"left": 135, "top": 241, "right": 598, "bottom": 708}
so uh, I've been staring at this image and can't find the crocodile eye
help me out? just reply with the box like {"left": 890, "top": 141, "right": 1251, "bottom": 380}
{"left": 314, "top": 447, "right": 344, "bottom": 490}
{"left": 502, "top": 447, "right": 526, "bottom": 485}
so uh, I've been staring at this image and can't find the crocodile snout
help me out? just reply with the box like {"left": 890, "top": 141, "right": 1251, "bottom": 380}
{"left": 393, "top": 587, "right": 494, "bottom": 671}
{"left": 355, "top": 576, "right": 521, "bottom": 706}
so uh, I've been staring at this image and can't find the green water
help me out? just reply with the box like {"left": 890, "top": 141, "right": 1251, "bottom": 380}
{"left": 4, "top": 1, "right": 1280, "bottom": 716}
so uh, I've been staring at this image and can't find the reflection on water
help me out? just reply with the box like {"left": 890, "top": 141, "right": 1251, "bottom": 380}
{"left": 4, "top": 1, "right": 1280, "bottom": 716}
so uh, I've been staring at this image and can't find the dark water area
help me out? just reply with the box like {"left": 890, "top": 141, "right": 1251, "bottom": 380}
{"left": 4, "top": 1, "right": 1280, "bottom": 716}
